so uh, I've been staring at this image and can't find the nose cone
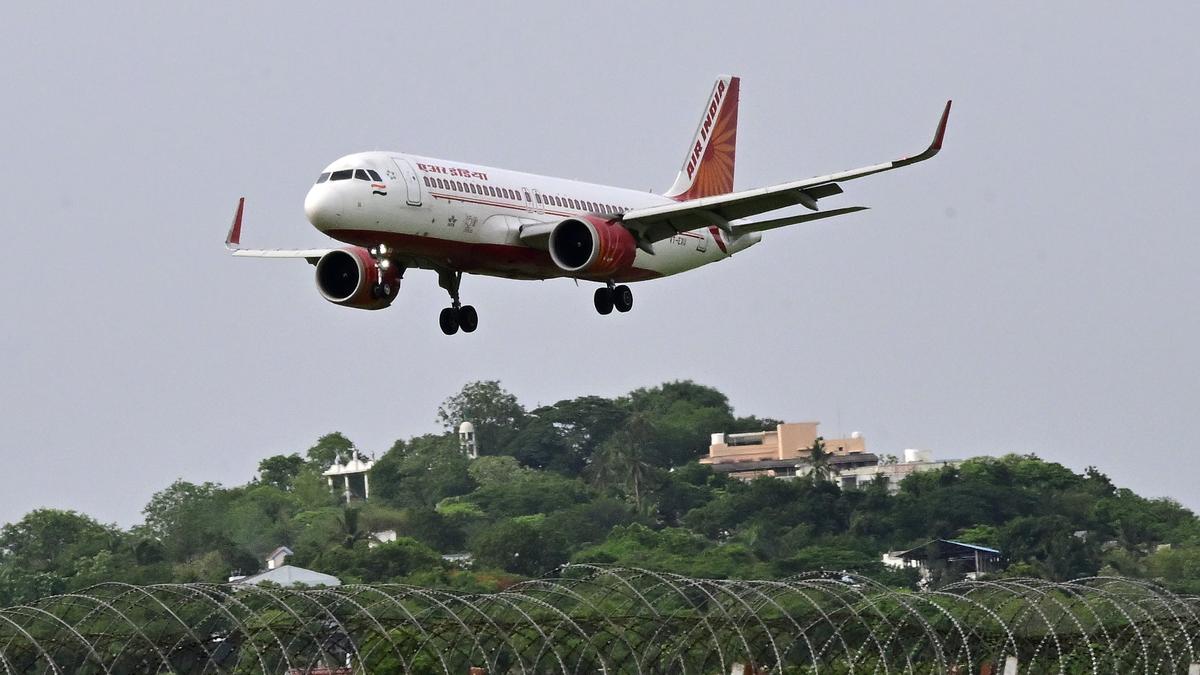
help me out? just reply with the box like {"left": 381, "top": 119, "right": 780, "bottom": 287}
{"left": 304, "top": 186, "right": 345, "bottom": 232}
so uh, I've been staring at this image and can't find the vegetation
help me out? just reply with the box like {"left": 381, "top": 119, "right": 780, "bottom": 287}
{"left": 2, "top": 380, "right": 1198, "bottom": 607}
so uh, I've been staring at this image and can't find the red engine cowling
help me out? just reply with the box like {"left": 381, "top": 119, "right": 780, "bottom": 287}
{"left": 314, "top": 247, "right": 400, "bottom": 310}
{"left": 548, "top": 216, "right": 637, "bottom": 279}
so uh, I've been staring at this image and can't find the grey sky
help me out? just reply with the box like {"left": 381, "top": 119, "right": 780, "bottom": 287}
{"left": 2, "top": 4, "right": 1198, "bottom": 527}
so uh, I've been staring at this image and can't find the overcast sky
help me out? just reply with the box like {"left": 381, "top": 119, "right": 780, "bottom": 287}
{"left": 2, "top": 4, "right": 1198, "bottom": 527}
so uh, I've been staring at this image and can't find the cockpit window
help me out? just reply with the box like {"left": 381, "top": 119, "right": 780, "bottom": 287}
{"left": 354, "top": 169, "right": 371, "bottom": 181}
{"left": 316, "top": 172, "right": 331, "bottom": 184}
{"left": 330, "top": 169, "right": 353, "bottom": 181}
{"left": 367, "top": 169, "right": 382, "bottom": 182}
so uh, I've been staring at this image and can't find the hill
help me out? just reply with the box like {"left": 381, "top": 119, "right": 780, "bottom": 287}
{"left": 3, "top": 380, "right": 1198, "bottom": 606}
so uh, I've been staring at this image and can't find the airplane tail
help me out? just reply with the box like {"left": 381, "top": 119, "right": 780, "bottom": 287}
{"left": 664, "top": 75, "right": 740, "bottom": 201}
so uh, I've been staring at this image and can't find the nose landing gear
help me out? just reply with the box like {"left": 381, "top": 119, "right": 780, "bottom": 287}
{"left": 437, "top": 269, "right": 478, "bottom": 335}
{"left": 594, "top": 281, "right": 633, "bottom": 315}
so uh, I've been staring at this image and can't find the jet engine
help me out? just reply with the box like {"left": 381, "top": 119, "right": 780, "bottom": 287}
{"left": 314, "top": 247, "right": 399, "bottom": 310}
{"left": 548, "top": 216, "right": 637, "bottom": 279}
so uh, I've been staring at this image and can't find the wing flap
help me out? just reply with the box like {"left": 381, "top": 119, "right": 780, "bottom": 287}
{"left": 730, "top": 206, "right": 869, "bottom": 235}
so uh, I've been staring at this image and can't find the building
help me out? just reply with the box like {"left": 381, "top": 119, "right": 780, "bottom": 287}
{"left": 701, "top": 421, "right": 961, "bottom": 492}
{"left": 323, "top": 455, "right": 375, "bottom": 502}
{"left": 231, "top": 547, "right": 342, "bottom": 588}
{"left": 701, "top": 422, "right": 875, "bottom": 481}
{"left": 892, "top": 539, "right": 1003, "bottom": 580}
{"left": 825, "top": 449, "right": 961, "bottom": 494}
{"left": 459, "top": 421, "right": 479, "bottom": 459}
{"left": 265, "top": 546, "right": 293, "bottom": 570}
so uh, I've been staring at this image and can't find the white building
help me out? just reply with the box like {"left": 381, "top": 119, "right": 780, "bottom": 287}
{"left": 828, "top": 449, "right": 961, "bottom": 494}
{"left": 322, "top": 456, "right": 376, "bottom": 502}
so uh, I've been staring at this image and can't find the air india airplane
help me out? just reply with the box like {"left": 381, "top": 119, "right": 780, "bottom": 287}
{"left": 226, "top": 76, "right": 950, "bottom": 335}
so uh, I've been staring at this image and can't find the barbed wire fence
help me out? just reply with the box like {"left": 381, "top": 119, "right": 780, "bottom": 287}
{"left": 1, "top": 565, "right": 1198, "bottom": 673}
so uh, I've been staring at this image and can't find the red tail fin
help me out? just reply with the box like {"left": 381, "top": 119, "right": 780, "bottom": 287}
{"left": 664, "top": 75, "right": 740, "bottom": 201}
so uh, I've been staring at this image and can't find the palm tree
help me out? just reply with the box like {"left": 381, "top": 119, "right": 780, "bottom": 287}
{"left": 807, "top": 436, "right": 832, "bottom": 485}
{"left": 586, "top": 414, "right": 656, "bottom": 513}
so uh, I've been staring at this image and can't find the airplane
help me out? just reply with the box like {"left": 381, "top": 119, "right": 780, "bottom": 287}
{"left": 226, "top": 76, "right": 950, "bottom": 335}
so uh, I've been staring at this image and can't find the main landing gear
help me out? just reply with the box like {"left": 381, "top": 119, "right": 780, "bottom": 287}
{"left": 594, "top": 282, "right": 633, "bottom": 315}
{"left": 438, "top": 270, "right": 478, "bottom": 335}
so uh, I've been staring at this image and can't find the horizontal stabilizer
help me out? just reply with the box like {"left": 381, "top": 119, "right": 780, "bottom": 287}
{"left": 731, "top": 206, "right": 868, "bottom": 235}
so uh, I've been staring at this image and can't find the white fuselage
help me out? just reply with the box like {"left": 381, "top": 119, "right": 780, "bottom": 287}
{"left": 303, "top": 151, "right": 758, "bottom": 282}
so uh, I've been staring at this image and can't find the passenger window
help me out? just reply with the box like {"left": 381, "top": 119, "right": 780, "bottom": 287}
{"left": 456, "top": 181, "right": 464, "bottom": 191}
{"left": 423, "top": 177, "right": 431, "bottom": 186}
{"left": 316, "top": 173, "right": 330, "bottom": 184}
{"left": 354, "top": 169, "right": 370, "bottom": 181}
{"left": 330, "top": 169, "right": 353, "bottom": 181}
{"left": 535, "top": 194, "right": 543, "bottom": 204}
{"left": 367, "top": 169, "right": 382, "bottom": 181}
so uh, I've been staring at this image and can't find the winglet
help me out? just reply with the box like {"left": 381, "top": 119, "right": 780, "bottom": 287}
{"left": 929, "top": 100, "right": 952, "bottom": 154}
{"left": 894, "top": 100, "right": 952, "bottom": 167}
{"left": 225, "top": 197, "right": 245, "bottom": 250}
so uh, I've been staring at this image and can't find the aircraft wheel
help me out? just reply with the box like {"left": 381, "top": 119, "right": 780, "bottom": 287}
{"left": 439, "top": 307, "right": 460, "bottom": 335}
{"left": 613, "top": 285, "right": 634, "bottom": 313}
{"left": 594, "top": 287, "right": 614, "bottom": 315}
{"left": 458, "top": 305, "right": 479, "bottom": 333}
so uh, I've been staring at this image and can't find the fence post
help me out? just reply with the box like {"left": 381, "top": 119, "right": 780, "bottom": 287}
{"left": 1002, "top": 656, "right": 1018, "bottom": 675}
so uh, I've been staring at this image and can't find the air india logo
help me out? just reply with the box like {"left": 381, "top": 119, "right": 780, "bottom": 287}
{"left": 686, "top": 79, "right": 727, "bottom": 180}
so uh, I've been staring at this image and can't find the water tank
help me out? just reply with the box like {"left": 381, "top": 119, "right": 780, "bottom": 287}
{"left": 711, "top": 433, "right": 726, "bottom": 445}
{"left": 850, "top": 431, "right": 862, "bottom": 439}
{"left": 903, "top": 448, "right": 932, "bottom": 463}
{"left": 459, "top": 421, "right": 475, "bottom": 435}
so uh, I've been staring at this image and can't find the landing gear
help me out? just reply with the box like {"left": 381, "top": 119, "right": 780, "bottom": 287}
{"left": 368, "top": 244, "right": 399, "bottom": 300}
{"left": 437, "top": 269, "right": 478, "bottom": 335}
{"left": 593, "top": 287, "right": 614, "bottom": 315}
{"left": 594, "top": 282, "right": 633, "bottom": 315}
{"left": 458, "top": 305, "right": 479, "bottom": 333}
{"left": 613, "top": 284, "right": 633, "bottom": 313}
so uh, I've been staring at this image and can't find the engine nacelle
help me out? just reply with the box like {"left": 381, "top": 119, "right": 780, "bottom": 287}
{"left": 548, "top": 216, "right": 637, "bottom": 279}
{"left": 314, "top": 247, "right": 400, "bottom": 310}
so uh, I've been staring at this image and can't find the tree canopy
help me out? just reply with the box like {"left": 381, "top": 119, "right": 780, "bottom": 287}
{"left": 3, "top": 379, "right": 1198, "bottom": 607}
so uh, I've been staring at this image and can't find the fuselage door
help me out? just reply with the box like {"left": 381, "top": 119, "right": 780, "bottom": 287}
{"left": 391, "top": 157, "right": 423, "bottom": 206}
{"left": 527, "top": 188, "right": 544, "bottom": 214}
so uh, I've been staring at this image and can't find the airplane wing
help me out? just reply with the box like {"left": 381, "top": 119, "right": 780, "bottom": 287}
{"left": 224, "top": 198, "right": 332, "bottom": 264}
{"left": 622, "top": 101, "right": 951, "bottom": 246}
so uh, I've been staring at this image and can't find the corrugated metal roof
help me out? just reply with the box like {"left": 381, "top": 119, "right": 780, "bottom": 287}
{"left": 237, "top": 565, "right": 341, "bottom": 588}
{"left": 898, "top": 539, "right": 1001, "bottom": 558}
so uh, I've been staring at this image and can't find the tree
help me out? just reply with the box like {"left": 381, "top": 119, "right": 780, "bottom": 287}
{"left": 306, "top": 432, "right": 360, "bottom": 470}
{"left": 436, "top": 380, "right": 527, "bottom": 455}
{"left": 586, "top": 414, "right": 658, "bottom": 513}
{"left": 138, "top": 480, "right": 232, "bottom": 561}
{"left": 257, "top": 453, "right": 306, "bottom": 491}
{"left": 371, "top": 434, "right": 475, "bottom": 509}
{"left": 621, "top": 381, "right": 737, "bottom": 468}
{"left": 471, "top": 519, "right": 566, "bottom": 577}
{"left": 806, "top": 437, "right": 832, "bottom": 485}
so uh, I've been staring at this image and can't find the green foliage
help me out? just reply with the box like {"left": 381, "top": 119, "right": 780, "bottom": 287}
{"left": 573, "top": 524, "right": 769, "bottom": 579}
{"left": 305, "top": 432, "right": 359, "bottom": 470}
{"left": 4, "top": 382, "right": 1199, "bottom": 604}
{"left": 470, "top": 519, "right": 566, "bottom": 576}
{"left": 436, "top": 380, "right": 527, "bottom": 455}
{"left": 256, "top": 453, "right": 306, "bottom": 490}
{"left": 371, "top": 434, "right": 475, "bottom": 508}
